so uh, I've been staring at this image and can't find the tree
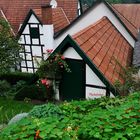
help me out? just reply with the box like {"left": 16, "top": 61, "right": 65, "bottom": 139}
{"left": 0, "top": 18, "right": 22, "bottom": 73}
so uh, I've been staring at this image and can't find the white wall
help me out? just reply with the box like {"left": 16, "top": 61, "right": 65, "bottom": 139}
{"left": 28, "top": 14, "right": 39, "bottom": 23}
{"left": 85, "top": 65, "right": 107, "bottom": 99}
{"left": 55, "top": 2, "right": 135, "bottom": 48}
{"left": 86, "top": 65, "right": 105, "bottom": 87}
{"left": 63, "top": 47, "right": 82, "bottom": 60}
{"left": 41, "top": 25, "right": 54, "bottom": 49}
{"left": 86, "top": 87, "right": 106, "bottom": 99}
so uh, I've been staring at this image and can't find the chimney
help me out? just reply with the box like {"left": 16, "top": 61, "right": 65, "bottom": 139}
{"left": 41, "top": 5, "right": 52, "bottom": 24}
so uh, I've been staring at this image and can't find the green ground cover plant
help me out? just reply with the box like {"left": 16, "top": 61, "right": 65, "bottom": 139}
{"left": 1, "top": 92, "right": 140, "bottom": 139}
{"left": 0, "top": 97, "right": 34, "bottom": 124}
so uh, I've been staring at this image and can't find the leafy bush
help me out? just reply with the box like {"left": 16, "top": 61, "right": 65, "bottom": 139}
{"left": 14, "top": 84, "right": 46, "bottom": 101}
{"left": 12, "top": 80, "right": 26, "bottom": 91}
{"left": 1, "top": 92, "right": 140, "bottom": 139}
{"left": 114, "top": 67, "right": 140, "bottom": 95}
{"left": 29, "top": 103, "right": 63, "bottom": 118}
{"left": 0, "top": 72, "right": 39, "bottom": 85}
{"left": 0, "top": 80, "right": 11, "bottom": 97}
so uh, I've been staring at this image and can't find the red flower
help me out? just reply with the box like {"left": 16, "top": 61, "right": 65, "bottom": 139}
{"left": 58, "top": 62, "right": 63, "bottom": 65}
{"left": 35, "top": 130, "right": 40, "bottom": 140}
{"left": 41, "top": 79, "right": 47, "bottom": 85}
{"left": 41, "top": 78, "right": 50, "bottom": 88}
{"left": 46, "top": 49, "right": 53, "bottom": 54}
{"left": 61, "top": 56, "right": 65, "bottom": 60}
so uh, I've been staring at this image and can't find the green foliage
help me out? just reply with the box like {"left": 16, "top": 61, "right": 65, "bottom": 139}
{"left": 0, "top": 80, "right": 11, "bottom": 97}
{"left": 0, "top": 71, "right": 39, "bottom": 85}
{"left": 0, "top": 97, "right": 34, "bottom": 124}
{"left": 29, "top": 103, "right": 63, "bottom": 118}
{"left": 0, "top": 18, "right": 22, "bottom": 73}
{"left": 2, "top": 93, "right": 140, "bottom": 139}
{"left": 36, "top": 51, "right": 70, "bottom": 79}
{"left": 114, "top": 67, "right": 140, "bottom": 95}
{"left": 14, "top": 84, "right": 47, "bottom": 101}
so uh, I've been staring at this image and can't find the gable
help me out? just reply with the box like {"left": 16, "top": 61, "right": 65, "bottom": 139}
{"left": 53, "top": 35, "right": 118, "bottom": 96}
{"left": 18, "top": 10, "right": 42, "bottom": 36}
{"left": 55, "top": 1, "right": 136, "bottom": 48}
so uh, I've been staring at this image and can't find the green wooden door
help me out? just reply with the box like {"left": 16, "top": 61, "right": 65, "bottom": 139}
{"left": 60, "top": 59, "right": 85, "bottom": 101}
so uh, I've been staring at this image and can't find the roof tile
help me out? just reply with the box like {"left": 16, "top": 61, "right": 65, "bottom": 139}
{"left": 113, "top": 4, "right": 139, "bottom": 38}
{"left": 0, "top": 0, "right": 77, "bottom": 34}
{"left": 73, "top": 17, "right": 133, "bottom": 85}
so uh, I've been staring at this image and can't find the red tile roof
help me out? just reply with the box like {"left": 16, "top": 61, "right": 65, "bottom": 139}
{"left": 33, "top": 7, "right": 70, "bottom": 33}
{"left": 113, "top": 4, "right": 140, "bottom": 37}
{"left": 0, "top": 0, "right": 77, "bottom": 34}
{"left": 73, "top": 17, "right": 133, "bottom": 85}
{"left": 52, "top": 8, "right": 70, "bottom": 33}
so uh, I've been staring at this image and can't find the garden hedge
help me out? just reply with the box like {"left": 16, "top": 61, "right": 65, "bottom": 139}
{"left": 14, "top": 84, "right": 46, "bottom": 101}
{"left": 0, "top": 72, "right": 39, "bottom": 85}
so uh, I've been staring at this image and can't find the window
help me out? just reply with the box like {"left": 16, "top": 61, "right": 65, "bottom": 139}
{"left": 30, "top": 27, "right": 39, "bottom": 39}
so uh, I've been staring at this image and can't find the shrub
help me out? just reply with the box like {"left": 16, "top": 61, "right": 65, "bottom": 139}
{"left": 0, "top": 72, "right": 39, "bottom": 85}
{"left": 14, "top": 84, "right": 46, "bottom": 101}
{"left": 0, "top": 80, "right": 11, "bottom": 97}
{"left": 114, "top": 67, "right": 140, "bottom": 95}
{"left": 2, "top": 93, "right": 140, "bottom": 140}
{"left": 12, "top": 80, "right": 26, "bottom": 91}
{"left": 36, "top": 50, "right": 70, "bottom": 79}
{"left": 29, "top": 103, "right": 63, "bottom": 118}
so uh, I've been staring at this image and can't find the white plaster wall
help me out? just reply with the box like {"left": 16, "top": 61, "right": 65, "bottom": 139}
{"left": 55, "top": 2, "right": 135, "bottom": 48}
{"left": 28, "top": 14, "right": 39, "bottom": 23}
{"left": 23, "top": 25, "right": 29, "bottom": 34}
{"left": 31, "top": 46, "right": 42, "bottom": 56}
{"left": 21, "top": 60, "right": 26, "bottom": 67}
{"left": 32, "top": 39, "right": 39, "bottom": 45}
{"left": 86, "top": 65, "right": 106, "bottom": 87}
{"left": 18, "top": 35, "right": 24, "bottom": 44}
{"left": 41, "top": 25, "right": 54, "bottom": 50}
{"left": 21, "top": 68, "right": 27, "bottom": 72}
{"left": 28, "top": 69, "right": 33, "bottom": 73}
{"left": 63, "top": 47, "right": 82, "bottom": 60}
{"left": 25, "top": 35, "right": 31, "bottom": 44}
{"left": 110, "top": 92, "right": 115, "bottom": 98}
{"left": 25, "top": 45, "right": 31, "bottom": 52}
{"left": 27, "top": 61, "right": 32, "bottom": 67}
{"left": 86, "top": 87, "right": 106, "bottom": 99}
